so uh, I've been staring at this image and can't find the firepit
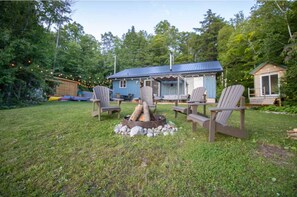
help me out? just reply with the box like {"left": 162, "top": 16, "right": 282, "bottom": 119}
{"left": 114, "top": 101, "right": 178, "bottom": 137}
{"left": 122, "top": 115, "right": 166, "bottom": 129}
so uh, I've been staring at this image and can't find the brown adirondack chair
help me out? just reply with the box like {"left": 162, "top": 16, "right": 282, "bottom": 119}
{"left": 187, "top": 85, "right": 246, "bottom": 142}
{"left": 172, "top": 87, "right": 206, "bottom": 118}
{"left": 91, "top": 86, "right": 121, "bottom": 121}
{"left": 140, "top": 86, "right": 157, "bottom": 112}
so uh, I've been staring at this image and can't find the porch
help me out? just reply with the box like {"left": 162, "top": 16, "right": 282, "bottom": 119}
{"left": 248, "top": 87, "right": 280, "bottom": 105}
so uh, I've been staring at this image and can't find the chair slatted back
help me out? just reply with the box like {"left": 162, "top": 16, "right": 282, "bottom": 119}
{"left": 93, "top": 86, "right": 110, "bottom": 107}
{"left": 190, "top": 87, "right": 206, "bottom": 102}
{"left": 216, "top": 85, "right": 244, "bottom": 125}
{"left": 140, "top": 86, "right": 154, "bottom": 106}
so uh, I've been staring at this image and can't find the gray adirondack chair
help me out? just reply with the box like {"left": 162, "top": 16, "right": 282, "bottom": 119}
{"left": 172, "top": 87, "right": 206, "bottom": 118}
{"left": 140, "top": 86, "right": 157, "bottom": 112}
{"left": 91, "top": 86, "right": 121, "bottom": 121}
{"left": 187, "top": 85, "right": 246, "bottom": 142}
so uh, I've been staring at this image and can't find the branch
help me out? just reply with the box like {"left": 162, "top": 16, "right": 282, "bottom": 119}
{"left": 274, "top": 0, "right": 293, "bottom": 39}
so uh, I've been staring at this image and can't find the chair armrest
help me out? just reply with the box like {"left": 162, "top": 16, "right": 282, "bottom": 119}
{"left": 187, "top": 102, "right": 210, "bottom": 106}
{"left": 112, "top": 98, "right": 123, "bottom": 106}
{"left": 154, "top": 97, "right": 162, "bottom": 101}
{"left": 112, "top": 98, "right": 124, "bottom": 101}
{"left": 209, "top": 107, "right": 245, "bottom": 112}
{"left": 90, "top": 99, "right": 100, "bottom": 102}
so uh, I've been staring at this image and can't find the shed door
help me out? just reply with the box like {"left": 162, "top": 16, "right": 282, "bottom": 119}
{"left": 261, "top": 74, "right": 279, "bottom": 96}
{"left": 193, "top": 77, "right": 203, "bottom": 88}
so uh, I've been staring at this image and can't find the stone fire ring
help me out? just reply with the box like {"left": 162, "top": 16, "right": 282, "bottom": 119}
{"left": 122, "top": 115, "right": 166, "bottom": 129}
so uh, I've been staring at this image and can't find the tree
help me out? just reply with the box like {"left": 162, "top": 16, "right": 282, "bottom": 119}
{"left": 281, "top": 0, "right": 297, "bottom": 104}
{"left": 248, "top": 0, "right": 293, "bottom": 64}
{"left": 194, "top": 9, "right": 227, "bottom": 61}
{"left": 282, "top": 33, "right": 297, "bottom": 104}
{"left": 217, "top": 13, "right": 254, "bottom": 92}
{"left": 174, "top": 32, "right": 196, "bottom": 63}
{"left": 0, "top": 1, "right": 71, "bottom": 107}
{"left": 119, "top": 26, "right": 149, "bottom": 69}
{"left": 38, "top": 0, "right": 72, "bottom": 31}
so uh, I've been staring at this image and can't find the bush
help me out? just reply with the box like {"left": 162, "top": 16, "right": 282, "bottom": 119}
{"left": 258, "top": 105, "right": 297, "bottom": 114}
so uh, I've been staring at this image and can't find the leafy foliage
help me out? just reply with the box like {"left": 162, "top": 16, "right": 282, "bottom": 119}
{"left": 254, "top": 105, "right": 297, "bottom": 114}
{"left": 282, "top": 33, "right": 297, "bottom": 104}
{"left": 0, "top": 1, "right": 63, "bottom": 107}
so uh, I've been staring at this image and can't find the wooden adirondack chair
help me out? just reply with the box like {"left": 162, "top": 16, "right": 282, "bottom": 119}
{"left": 91, "top": 86, "right": 121, "bottom": 121}
{"left": 187, "top": 85, "right": 246, "bottom": 142}
{"left": 172, "top": 87, "right": 206, "bottom": 118}
{"left": 140, "top": 86, "right": 157, "bottom": 112}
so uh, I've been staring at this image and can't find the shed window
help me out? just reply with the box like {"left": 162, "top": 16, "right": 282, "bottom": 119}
{"left": 261, "top": 74, "right": 278, "bottom": 96}
{"left": 119, "top": 80, "right": 126, "bottom": 88}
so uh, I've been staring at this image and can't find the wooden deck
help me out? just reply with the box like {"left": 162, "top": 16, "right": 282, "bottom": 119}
{"left": 249, "top": 97, "right": 278, "bottom": 105}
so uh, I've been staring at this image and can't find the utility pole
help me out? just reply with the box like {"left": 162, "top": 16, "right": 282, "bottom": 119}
{"left": 114, "top": 55, "right": 117, "bottom": 74}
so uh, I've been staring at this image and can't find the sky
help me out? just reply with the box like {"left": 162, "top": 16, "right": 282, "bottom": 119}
{"left": 71, "top": 0, "right": 256, "bottom": 40}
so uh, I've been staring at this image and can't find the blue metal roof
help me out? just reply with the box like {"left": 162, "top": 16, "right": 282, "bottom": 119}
{"left": 107, "top": 61, "right": 223, "bottom": 79}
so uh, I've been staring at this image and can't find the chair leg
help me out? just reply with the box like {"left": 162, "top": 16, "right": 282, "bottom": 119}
{"left": 240, "top": 109, "right": 245, "bottom": 130}
{"left": 203, "top": 105, "right": 206, "bottom": 116}
{"left": 117, "top": 111, "right": 120, "bottom": 119}
{"left": 92, "top": 102, "right": 96, "bottom": 116}
{"left": 209, "top": 119, "right": 215, "bottom": 142}
{"left": 192, "top": 122, "right": 197, "bottom": 131}
{"left": 209, "top": 111, "right": 217, "bottom": 142}
{"left": 174, "top": 111, "right": 177, "bottom": 118}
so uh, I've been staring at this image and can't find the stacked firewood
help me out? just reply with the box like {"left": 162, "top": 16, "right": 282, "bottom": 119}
{"left": 129, "top": 101, "right": 155, "bottom": 122}
{"left": 287, "top": 128, "right": 297, "bottom": 140}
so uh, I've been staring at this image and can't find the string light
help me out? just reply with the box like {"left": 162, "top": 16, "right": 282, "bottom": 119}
{"left": 10, "top": 60, "right": 110, "bottom": 88}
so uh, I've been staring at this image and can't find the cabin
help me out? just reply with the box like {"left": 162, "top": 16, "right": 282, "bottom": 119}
{"left": 107, "top": 61, "right": 223, "bottom": 103}
{"left": 53, "top": 77, "right": 79, "bottom": 96}
{"left": 248, "top": 62, "right": 286, "bottom": 105}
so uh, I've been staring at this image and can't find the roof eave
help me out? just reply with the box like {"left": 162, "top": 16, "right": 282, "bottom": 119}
{"left": 107, "top": 69, "right": 222, "bottom": 80}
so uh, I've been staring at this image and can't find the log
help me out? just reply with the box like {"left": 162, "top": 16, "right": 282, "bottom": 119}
{"left": 287, "top": 130, "right": 297, "bottom": 134}
{"left": 143, "top": 101, "right": 150, "bottom": 122}
{"left": 288, "top": 133, "right": 297, "bottom": 137}
{"left": 129, "top": 104, "right": 143, "bottom": 121}
{"left": 289, "top": 136, "right": 297, "bottom": 140}
{"left": 149, "top": 108, "right": 156, "bottom": 121}
{"left": 138, "top": 114, "right": 145, "bottom": 121}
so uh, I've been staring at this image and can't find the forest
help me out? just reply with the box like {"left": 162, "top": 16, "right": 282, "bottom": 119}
{"left": 0, "top": 0, "right": 296, "bottom": 107}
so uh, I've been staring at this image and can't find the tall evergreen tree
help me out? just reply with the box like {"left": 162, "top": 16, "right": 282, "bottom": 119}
{"left": 194, "top": 9, "right": 227, "bottom": 61}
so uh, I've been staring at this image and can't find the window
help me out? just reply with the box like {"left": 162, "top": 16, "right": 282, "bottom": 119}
{"left": 144, "top": 80, "right": 152, "bottom": 87}
{"left": 261, "top": 74, "right": 279, "bottom": 96}
{"left": 119, "top": 80, "right": 126, "bottom": 88}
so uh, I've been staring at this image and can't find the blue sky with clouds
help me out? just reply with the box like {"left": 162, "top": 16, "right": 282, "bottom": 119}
{"left": 71, "top": 0, "right": 256, "bottom": 40}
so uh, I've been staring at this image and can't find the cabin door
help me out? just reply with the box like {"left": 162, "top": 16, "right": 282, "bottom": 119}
{"left": 144, "top": 79, "right": 160, "bottom": 96}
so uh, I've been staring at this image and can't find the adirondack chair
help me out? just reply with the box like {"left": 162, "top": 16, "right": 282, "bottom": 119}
{"left": 140, "top": 86, "right": 157, "bottom": 112}
{"left": 187, "top": 85, "right": 246, "bottom": 142}
{"left": 91, "top": 86, "right": 121, "bottom": 121}
{"left": 172, "top": 87, "right": 206, "bottom": 118}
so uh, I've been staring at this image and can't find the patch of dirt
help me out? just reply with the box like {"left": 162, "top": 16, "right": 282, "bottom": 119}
{"left": 257, "top": 143, "right": 295, "bottom": 166}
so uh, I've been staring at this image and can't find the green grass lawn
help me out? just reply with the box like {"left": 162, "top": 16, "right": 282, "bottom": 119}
{"left": 1, "top": 101, "right": 297, "bottom": 196}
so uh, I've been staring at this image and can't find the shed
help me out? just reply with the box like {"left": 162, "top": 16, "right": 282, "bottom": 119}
{"left": 248, "top": 62, "right": 286, "bottom": 105}
{"left": 54, "top": 77, "right": 80, "bottom": 96}
{"left": 107, "top": 61, "right": 223, "bottom": 103}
